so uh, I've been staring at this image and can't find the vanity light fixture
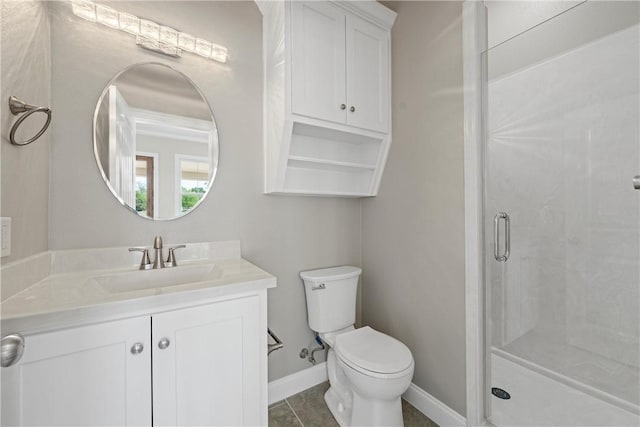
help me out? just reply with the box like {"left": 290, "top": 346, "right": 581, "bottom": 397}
{"left": 70, "top": 0, "right": 228, "bottom": 63}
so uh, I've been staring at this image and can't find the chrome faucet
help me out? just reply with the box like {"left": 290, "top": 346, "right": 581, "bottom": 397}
{"left": 129, "top": 237, "right": 186, "bottom": 270}
{"left": 152, "top": 236, "right": 164, "bottom": 269}
{"left": 165, "top": 244, "right": 186, "bottom": 268}
{"left": 128, "top": 247, "right": 153, "bottom": 270}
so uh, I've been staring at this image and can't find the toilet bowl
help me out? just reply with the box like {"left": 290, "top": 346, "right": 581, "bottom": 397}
{"left": 301, "top": 266, "right": 415, "bottom": 427}
{"left": 328, "top": 326, "right": 414, "bottom": 426}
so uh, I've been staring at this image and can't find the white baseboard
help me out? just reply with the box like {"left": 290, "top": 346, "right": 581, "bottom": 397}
{"left": 268, "top": 362, "right": 328, "bottom": 405}
{"left": 268, "top": 365, "right": 467, "bottom": 427}
{"left": 403, "top": 383, "right": 466, "bottom": 427}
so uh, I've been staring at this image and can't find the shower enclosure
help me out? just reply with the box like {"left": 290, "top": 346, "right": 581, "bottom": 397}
{"left": 484, "top": 2, "right": 640, "bottom": 425}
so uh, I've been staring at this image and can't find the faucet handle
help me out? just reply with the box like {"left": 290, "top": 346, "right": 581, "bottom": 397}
{"left": 164, "top": 245, "right": 186, "bottom": 268}
{"left": 129, "top": 247, "right": 153, "bottom": 270}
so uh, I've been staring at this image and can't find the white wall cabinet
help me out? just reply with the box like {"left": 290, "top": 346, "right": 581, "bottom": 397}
{"left": 290, "top": 2, "right": 390, "bottom": 134}
{"left": 291, "top": 1, "right": 347, "bottom": 125}
{"left": 1, "top": 295, "right": 266, "bottom": 427}
{"left": 260, "top": 1, "right": 396, "bottom": 197}
{"left": 345, "top": 14, "right": 390, "bottom": 133}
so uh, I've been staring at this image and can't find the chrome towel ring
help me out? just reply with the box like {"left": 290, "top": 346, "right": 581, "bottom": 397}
{"left": 8, "top": 96, "right": 52, "bottom": 146}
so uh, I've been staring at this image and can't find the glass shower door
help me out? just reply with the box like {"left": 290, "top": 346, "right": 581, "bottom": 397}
{"left": 484, "top": 2, "right": 640, "bottom": 426}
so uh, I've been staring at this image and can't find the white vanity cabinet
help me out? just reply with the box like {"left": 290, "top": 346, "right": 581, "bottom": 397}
{"left": 291, "top": 2, "right": 390, "bottom": 133}
{"left": 261, "top": 1, "right": 397, "bottom": 197}
{"left": 1, "top": 316, "right": 151, "bottom": 427}
{"left": 1, "top": 294, "right": 266, "bottom": 427}
{"left": 152, "top": 295, "right": 263, "bottom": 426}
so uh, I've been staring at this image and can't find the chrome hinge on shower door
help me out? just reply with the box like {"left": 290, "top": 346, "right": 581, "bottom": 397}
{"left": 493, "top": 212, "right": 510, "bottom": 262}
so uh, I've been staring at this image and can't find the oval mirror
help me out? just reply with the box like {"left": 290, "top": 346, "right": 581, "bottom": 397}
{"left": 94, "top": 63, "right": 218, "bottom": 220}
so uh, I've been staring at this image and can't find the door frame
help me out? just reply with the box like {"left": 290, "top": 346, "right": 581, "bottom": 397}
{"left": 462, "top": 2, "right": 488, "bottom": 426}
{"left": 135, "top": 154, "right": 156, "bottom": 218}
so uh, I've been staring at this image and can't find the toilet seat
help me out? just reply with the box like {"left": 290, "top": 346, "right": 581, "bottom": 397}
{"left": 334, "top": 326, "right": 413, "bottom": 376}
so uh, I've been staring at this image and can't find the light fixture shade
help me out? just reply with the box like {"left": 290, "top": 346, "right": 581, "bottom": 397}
{"left": 136, "top": 36, "right": 181, "bottom": 57}
{"left": 195, "top": 38, "right": 212, "bottom": 58}
{"left": 211, "top": 45, "right": 228, "bottom": 63}
{"left": 118, "top": 12, "right": 140, "bottom": 35}
{"left": 70, "top": 0, "right": 228, "bottom": 64}
{"left": 140, "top": 19, "right": 160, "bottom": 41}
{"left": 71, "top": 0, "right": 97, "bottom": 22}
{"left": 159, "top": 26, "right": 179, "bottom": 47}
{"left": 95, "top": 4, "right": 119, "bottom": 28}
{"left": 178, "top": 33, "right": 196, "bottom": 53}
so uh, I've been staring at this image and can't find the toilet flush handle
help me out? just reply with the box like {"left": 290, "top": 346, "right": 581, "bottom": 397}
{"left": 311, "top": 283, "right": 326, "bottom": 291}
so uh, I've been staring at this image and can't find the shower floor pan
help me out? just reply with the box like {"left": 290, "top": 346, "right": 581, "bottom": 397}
{"left": 490, "top": 350, "right": 639, "bottom": 427}
{"left": 502, "top": 330, "right": 639, "bottom": 406}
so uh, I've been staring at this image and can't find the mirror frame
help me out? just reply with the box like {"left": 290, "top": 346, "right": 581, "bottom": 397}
{"left": 92, "top": 62, "right": 219, "bottom": 221}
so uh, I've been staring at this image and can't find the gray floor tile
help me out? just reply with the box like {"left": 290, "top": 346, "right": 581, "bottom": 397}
{"left": 286, "top": 382, "right": 339, "bottom": 427}
{"left": 402, "top": 399, "right": 439, "bottom": 427}
{"left": 269, "top": 400, "right": 286, "bottom": 409}
{"left": 269, "top": 400, "right": 303, "bottom": 427}
{"left": 283, "top": 381, "right": 439, "bottom": 427}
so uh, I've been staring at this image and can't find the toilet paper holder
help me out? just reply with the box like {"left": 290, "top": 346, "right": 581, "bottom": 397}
{"left": 267, "top": 328, "right": 283, "bottom": 355}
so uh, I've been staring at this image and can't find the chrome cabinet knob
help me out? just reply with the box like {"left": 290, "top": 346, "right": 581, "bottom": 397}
{"left": 158, "top": 338, "right": 170, "bottom": 350}
{"left": 130, "top": 342, "right": 144, "bottom": 355}
{"left": 350, "top": 106, "right": 355, "bottom": 112}
{"left": 340, "top": 104, "right": 346, "bottom": 110}
{"left": 634, "top": 175, "right": 640, "bottom": 190}
{"left": 1, "top": 333, "right": 25, "bottom": 368}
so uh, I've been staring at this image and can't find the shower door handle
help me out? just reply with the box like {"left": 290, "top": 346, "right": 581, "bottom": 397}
{"left": 493, "top": 212, "right": 510, "bottom": 262}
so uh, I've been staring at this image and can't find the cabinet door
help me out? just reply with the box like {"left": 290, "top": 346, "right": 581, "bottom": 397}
{"left": 152, "top": 296, "right": 262, "bottom": 426}
{"left": 346, "top": 15, "right": 390, "bottom": 133}
{"left": 1, "top": 317, "right": 151, "bottom": 426}
{"left": 291, "top": 1, "right": 347, "bottom": 124}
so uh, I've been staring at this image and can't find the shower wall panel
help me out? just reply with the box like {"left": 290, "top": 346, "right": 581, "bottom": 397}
{"left": 488, "top": 24, "right": 639, "bottom": 369}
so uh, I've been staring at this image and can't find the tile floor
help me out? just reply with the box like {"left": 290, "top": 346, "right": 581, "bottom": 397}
{"left": 269, "top": 382, "right": 439, "bottom": 427}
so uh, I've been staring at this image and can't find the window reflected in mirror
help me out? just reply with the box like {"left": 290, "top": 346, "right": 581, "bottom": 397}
{"left": 135, "top": 155, "right": 155, "bottom": 217}
{"left": 178, "top": 158, "right": 209, "bottom": 214}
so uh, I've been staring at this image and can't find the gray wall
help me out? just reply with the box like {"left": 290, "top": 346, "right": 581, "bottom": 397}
{"left": 362, "top": 1, "right": 466, "bottom": 416}
{"left": 0, "top": 1, "right": 50, "bottom": 264}
{"left": 48, "top": 1, "right": 360, "bottom": 380}
{"left": 3, "top": 0, "right": 469, "bottom": 397}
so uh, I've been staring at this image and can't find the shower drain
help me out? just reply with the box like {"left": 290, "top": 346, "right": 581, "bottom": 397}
{"left": 491, "top": 387, "right": 511, "bottom": 400}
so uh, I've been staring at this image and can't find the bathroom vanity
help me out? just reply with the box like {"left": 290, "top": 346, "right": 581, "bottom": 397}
{"left": 0, "top": 241, "right": 275, "bottom": 426}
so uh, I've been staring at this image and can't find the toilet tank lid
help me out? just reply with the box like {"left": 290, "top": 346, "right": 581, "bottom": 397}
{"left": 300, "top": 266, "right": 362, "bottom": 282}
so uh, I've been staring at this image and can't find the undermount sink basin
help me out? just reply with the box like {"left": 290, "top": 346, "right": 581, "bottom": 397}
{"left": 92, "top": 264, "right": 219, "bottom": 293}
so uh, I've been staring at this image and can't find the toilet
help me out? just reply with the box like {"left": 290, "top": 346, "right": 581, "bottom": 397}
{"left": 300, "top": 266, "right": 414, "bottom": 427}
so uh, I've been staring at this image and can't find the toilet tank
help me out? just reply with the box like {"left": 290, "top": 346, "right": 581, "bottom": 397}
{"left": 300, "top": 266, "right": 362, "bottom": 333}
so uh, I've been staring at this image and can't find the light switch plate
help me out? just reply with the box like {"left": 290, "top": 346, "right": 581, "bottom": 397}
{"left": 1, "top": 217, "right": 11, "bottom": 257}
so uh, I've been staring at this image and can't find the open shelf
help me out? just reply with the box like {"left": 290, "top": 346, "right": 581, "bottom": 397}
{"left": 288, "top": 155, "right": 376, "bottom": 172}
{"left": 289, "top": 122, "right": 383, "bottom": 166}
{"left": 264, "top": 118, "right": 389, "bottom": 197}
{"left": 283, "top": 162, "right": 374, "bottom": 196}
{"left": 273, "top": 189, "right": 371, "bottom": 198}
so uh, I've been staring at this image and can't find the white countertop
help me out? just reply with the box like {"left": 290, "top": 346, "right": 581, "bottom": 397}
{"left": 1, "top": 242, "right": 276, "bottom": 335}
